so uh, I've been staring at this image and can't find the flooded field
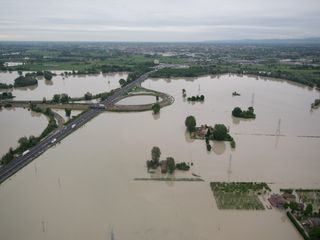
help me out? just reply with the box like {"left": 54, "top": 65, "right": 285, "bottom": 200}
{"left": 0, "top": 74, "right": 319, "bottom": 240}
{"left": 0, "top": 107, "right": 48, "bottom": 157}
{"left": 0, "top": 71, "right": 127, "bottom": 100}
{"left": 116, "top": 95, "right": 158, "bottom": 105}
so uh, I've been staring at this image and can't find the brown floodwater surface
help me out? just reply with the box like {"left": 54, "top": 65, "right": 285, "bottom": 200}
{"left": 0, "top": 71, "right": 127, "bottom": 100}
{"left": 0, "top": 108, "right": 48, "bottom": 156}
{"left": 1, "top": 74, "right": 319, "bottom": 240}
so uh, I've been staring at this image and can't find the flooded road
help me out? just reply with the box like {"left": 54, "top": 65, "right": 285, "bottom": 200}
{"left": 1, "top": 74, "right": 319, "bottom": 240}
{"left": 0, "top": 71, "right": 127, "bottom": 100}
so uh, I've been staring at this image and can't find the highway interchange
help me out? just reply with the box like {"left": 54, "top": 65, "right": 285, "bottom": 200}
{"left": 0, "top": 67, "right": 162, "bottom": 183}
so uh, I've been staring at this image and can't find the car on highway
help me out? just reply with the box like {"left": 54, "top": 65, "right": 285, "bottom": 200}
{"left": 22, "top": 150, "right": 30, "bottom": 156}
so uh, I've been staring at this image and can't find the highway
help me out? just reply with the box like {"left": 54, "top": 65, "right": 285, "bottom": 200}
{"left": 0, "top": 67, "right": 159, "bottom": 183}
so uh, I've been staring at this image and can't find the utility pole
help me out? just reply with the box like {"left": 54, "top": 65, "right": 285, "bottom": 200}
{"left": 251, "top": 93, "right": 255, "bottom": 107}
{"left": 275, "top": 118, "right": 281, "bottom": 148}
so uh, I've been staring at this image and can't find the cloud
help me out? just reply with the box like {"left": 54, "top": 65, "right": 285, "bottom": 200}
{"left": 0, "top": 0, "right": 319, "bottom": 41}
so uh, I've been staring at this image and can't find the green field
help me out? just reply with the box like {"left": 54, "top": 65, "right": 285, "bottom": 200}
{"left": 210, "top": 182, "right": 271, "bottom": 210}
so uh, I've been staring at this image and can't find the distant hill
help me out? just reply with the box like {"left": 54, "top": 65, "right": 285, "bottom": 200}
{"left": 204, "top": 38, "right": 320, "bottom": 45}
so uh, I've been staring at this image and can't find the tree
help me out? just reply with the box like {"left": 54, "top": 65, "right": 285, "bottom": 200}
{"left": 182, "top": 89, "right": 187, "bottom": 98}
{"left": 18, "top": 70, "right": 23, "bottom": 76}
{"left": 44, "top": 71, "right": 53, "bottom": 80}
{"left": 14, "top": 75, "right": 38, "bottom": 87}
{"left": 305, "top": 203, "right": 313, "bottom": 216}
{"left": 289, "top": 201, "right": 299, "bottom": 212}
{"left": 18, "top": 136, "right": 28, "bottom": 148}
{"left": 1, "top": 148, "right": 14, "bottom": 165}
{"left": 167, "top": 157, "right": 175, "bottom": 174}
{"left": 52, "top": 94, "right": 60, "bottom": 103}
{"left": 151, "top": 146, "right": 161, "bottom": 164}
{"left": 84, "top": 92, "right": 92, "bottom": 100}
{"left": 309, "top": 227, "right": 320, "bottom": 239}
{"left": 119, "top": 78, "right": 126, "bottom": 87}
{"left": 42, "top": 97, "right": 47, "bottom": 103}
{"left": 185, "top": 115, "right": 196, "bottom": 132}
{"left": 232, "top": 107, "right": 242, "bottom": 117}
{"left": 152, "top": 103, "right": 160, "bottom": 114}
{"left": 212, "top": 124, "right": 228, "bottom": 141}
{"left": 60, "top": 94, "right": 69, "bottom": 103}
{"left": 65, "top": 108, "right": 71, "bottom": 117}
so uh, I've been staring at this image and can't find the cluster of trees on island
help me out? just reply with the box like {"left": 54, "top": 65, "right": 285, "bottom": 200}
{"left": 146, "top": 146, "right": 190, "bottom": 174}
{"left": 0, "top": 70, "right": 56, "bottom": 89}
{"left": 1, "top": 106, "right": 57, "bottom": 165}
{"left": 0, "top": 71, "right": 56, "bottom": 89}
{"left": 187, "top": 95, "right": 205, "bottom": 102}
{"left": 0, "top": 92, "right": 14, "bottom": 100}
{"left": 182, "top": 89, "right": 205, "bottom": 102}
{"left": 185, "top": 116, "right": 236, "bottom": 150}
{"left": 14, "top": 74, "right": 38, "bottom": 87}
{"left": 232, "top": 106, "right": 256, "bottom": 119}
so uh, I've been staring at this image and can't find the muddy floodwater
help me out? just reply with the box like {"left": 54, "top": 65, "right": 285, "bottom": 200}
{"left": 0, "top": 71, "right": 127, "bottom": 100}
{"left": 0, "top": 107, "right": 48, "bottom": 157}
{"left": 0, "top": 74, "right": 320, "bottom": 240}
{"left": 116, "top": 95, "right": 158, "bottom": 105}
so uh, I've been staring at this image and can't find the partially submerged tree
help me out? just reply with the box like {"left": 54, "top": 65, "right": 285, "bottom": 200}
{"left": 212, "top": 124, "right": 228, "bottom": 141}
{"left": 151, "top": 146, "right": 161, "bottom": 165}
{"left": 185, "top": 115, "right": 196, "bottom": 132}
{"left": 167, "top": 157, "right": 175, "bottom": 174}
{"left": 152, "top": 103, "right": 160, "bottom": 114}
{"left": 119, "top": 78, "right": 126, "bottom": 87}
{"left": 65, "top": 108, "right": 71, "bottom": 117}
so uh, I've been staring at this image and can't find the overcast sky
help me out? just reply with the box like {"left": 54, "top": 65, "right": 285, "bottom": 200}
{"left": 0, "top": 0, "right": 320, "bottom": 41}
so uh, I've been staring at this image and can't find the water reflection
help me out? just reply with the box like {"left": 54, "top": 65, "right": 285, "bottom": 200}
{"left": 44, "top": 80, "right": 53, "bottom": 86}
{"left": 212, "top": 141, "right": 226, "bottom": 155}
{"left": 16, "top": 84, "right": 38, "bottom": 91}
{"left": 152, "top": 112, "right": 160, "bottom": 120}
{"left": 184, "top": 130, "right": 195, "bottom": 143}
{"left": 231, "top": 116, "right": 255, "bottom": 125}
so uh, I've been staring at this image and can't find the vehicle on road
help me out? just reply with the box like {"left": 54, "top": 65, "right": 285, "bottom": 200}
{"left": 51, "top": 138, "right": 57, "bottom": 144}
{"left": 71, "top": 124, "right": 76, "bottom": 129}
{"left": 22, "top": 150, "right": 30, "bottom": 156}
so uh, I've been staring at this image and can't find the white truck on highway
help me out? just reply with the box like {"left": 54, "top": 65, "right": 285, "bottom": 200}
{"left": 71, "top": 124, "right": 76, "bottom": 129}
{"left": 22, "top": 150, "right": 30, "bottom": 156}
{"left": 51, "top": 138, "right": 57, "bottom": 144}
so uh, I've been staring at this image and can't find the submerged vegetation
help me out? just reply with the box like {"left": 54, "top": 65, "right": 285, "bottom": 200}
{"left": 146, "top": 146, "right": 190, "bottom": 174}
{"left": 210, "top": 182, "right": 271, "bottom": 210}
{"left": 311, "top": 98, "right": 320, "bottom": 109}
{"left": 187, "top": 95, "right": 205, "bottom": 102}
{"left": 232, "top": 106, "right": 256, "bottom": 119}
{"left": 276, "top": 189, "right": 320, "bottom": 240}
{"left": 0, "top": 92, "right": 14, "bottom": 100}
{"left": 185, "top": 116, "right": 235, "bottom": 150}
{"left": 185, "top": 115, "right": 197, "bottom": 132}
{"left": 14, "top": 74, "right": 38, "bottom": 87}
{"left": 151, "top": 103, "right": 160, "bottom": 114}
